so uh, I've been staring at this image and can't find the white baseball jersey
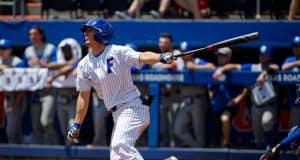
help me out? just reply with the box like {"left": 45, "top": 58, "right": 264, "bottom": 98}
{"left": 23, "top": 43, "right": 56, "bottom": 67}
{"left": 77, "top": 44, "right": 143, "bottom": 110}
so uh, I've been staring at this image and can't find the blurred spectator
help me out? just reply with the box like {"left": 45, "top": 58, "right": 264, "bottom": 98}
{"left": 19, "top": 26, "right": 59, "bottom": 145}
{"left": 152, "top": 33, "right": 183, "bottom": 146}
{"left": 288, "top": 0, "right": 299, "bottom": 20}
{"left": 173, "top": 41, "right": 215, "bottom": 147}
{"left": 213, "top": 45, "right": 279, "bottom": 149}
{"left": 0, "top": 39, "right": 24, "bottom": 144}
{"left": 282, "top": 36, "right": 300, "bottom": 127}
{"left": 210, "top": 47, "right": 247, "bottom": 147}
{"left": 115, "top": 0, "right": 207, "bottom": 19}
{"left": 47, "top": 38, "right": 82, "bottom": 145}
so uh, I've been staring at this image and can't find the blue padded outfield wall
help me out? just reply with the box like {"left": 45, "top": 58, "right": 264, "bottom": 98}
{"left": 0, "top": 20, "right": 299, "bottom": 47}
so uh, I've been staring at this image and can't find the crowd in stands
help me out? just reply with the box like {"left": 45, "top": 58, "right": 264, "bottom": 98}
{"left": 2, "top": 0, "right": 296, "bottom": 20}
{"left": 0, "top": 24, "right": 300, "bottom": 151}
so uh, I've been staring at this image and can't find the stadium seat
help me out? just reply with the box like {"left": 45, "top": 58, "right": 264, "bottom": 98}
{"left": 41, "top": 0, "right": 77, "bottom": 19}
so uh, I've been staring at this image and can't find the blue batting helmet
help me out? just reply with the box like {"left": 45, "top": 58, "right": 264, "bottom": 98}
{"left": 180, "top": 41, "right": 192, "bottom": 52}
{"left": 0, "top": 38, "right": 12, "bottom": 48}
{"left": 80, "top": 18, "right": 113, "bottom": 44}
{"left": 293, "top": 36, "right": 300, "bottom": 46}
{"left": 125, "top": 43, "right": 138, "bottom": 51}
{"left": 259, "top": 45, "right": 272, "bottom": 56}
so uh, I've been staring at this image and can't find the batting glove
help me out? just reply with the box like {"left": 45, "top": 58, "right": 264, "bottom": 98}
{"left": 67, "top": 123, "right": 81, "bottom": 143}
{"left": 159, "top": 52, "right": 176, "bottom": 64}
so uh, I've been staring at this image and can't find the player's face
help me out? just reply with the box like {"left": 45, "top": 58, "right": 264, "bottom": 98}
{"left": 217, "top": 55, "right": 231, "bottom": 65}
{"left": 29, "top": 28, "right": 43, "bottom": 45}
{"left": 293, "top": 46, "right": 300, "bottom": 57}
{"left": 259, "top": 55, "right": 271, "bottom": 64}
{"left": 83, "top": 27, "right": 97, "bottom": 47}
{"left": 0, "top": 48, "right": 12, "bottom": 60}
{"left": 159, "top": 37, "right": 172, "bottom": 52}
{"left": 63, "top": 50, "right": 72, "bottom": 61}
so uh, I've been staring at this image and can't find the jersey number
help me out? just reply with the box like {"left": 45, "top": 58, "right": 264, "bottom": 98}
{"left": 106, "top": 57, "right": 114, "bottom": 74}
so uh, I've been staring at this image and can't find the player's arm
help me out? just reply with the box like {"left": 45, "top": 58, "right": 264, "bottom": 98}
{"left": 39, "top": 60, "right": 75, "bottom": 70}
{"left": 139, "top": 51, "right": 174, "bottom": 64}
{"left": 282, "top": 60, "right": 300, "bottom": 70}
{"left": 227, "top": 88, "right": 248, "bottom": 106}
{"left": 47, "top": 65, "right": 74, "bottom": 84}
{"left": 75, "top": 90, "right": 91, "bottom": 125}
{"left": 187, "top": 61, "right": 216, "bottom": 70}
{"left": 260, "top": 127, "right": 300, "bottom": 160}
{"left": 277, "top": 127, "right": 300, "bottom": 149}
{"left": 256, "top": 64, "right": 279, "bottom": 85}
{"left": 67, "top": 90, "right": 91, "bottom": 143}
{"left": 213, "top": 64, "right": 241, "bottom": 79}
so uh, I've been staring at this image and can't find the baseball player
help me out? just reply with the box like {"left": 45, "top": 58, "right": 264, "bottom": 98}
{"left": 213, "top": 45, "right": 279, "bottom": 149}
{"left": 210, "top": 47, "right": 248, "bottom": 147}
{"left": 47, "top": 38, "right": 82, "bottom": 144}
{"left": 18, "top": 26, "right": 59, "bottom": 145}
{"left": 0, "top": 39, "right": 24, "bottom": 144}
{"left": 173, "top": 41, "right": 215, "bottom": 147}
{"left": 282, "top": 36, "right": 300, "bottom": 128}
{"left": 152, "top": 33, "right": 184, "bottom": 147}
{"left": 260, "top": 125, "right": 300, "bottom": 160}
{"left": 67, "top": 18, "right": 176, "bottom": 159}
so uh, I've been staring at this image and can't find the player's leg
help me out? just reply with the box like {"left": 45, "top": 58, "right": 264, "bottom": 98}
{"left": 30, "top": 102, "right": 43, "bottom": 144}
{"left": 5, "top": 96, "right": 23, "bottom": 144}
{"left": 57, "top": 94, "right": 69, "bottom": 144}
{"left": 191, "top": 94, "right": 207, "bottom": 147}
{"left": 220, "top": 110, "right": 232, "bottom": 147}
{"left": 110, "top": 104, "right": 150, "bottom": 160}
{"left": 251, "top": 105, "right": 265, "bottom": 148}
{"left": 290, "top": 106, "right": 300, "bottom": 127}
{"left": 261, "top": 105, "right": 277, "bottom": 131}
{"left": 160, "top": 104, "right": 171, "bottom": 146}
{"left": 92, "top": 92, "right": 108, "bottom": 146}
{"left": 262, "top": 104, "right": 277, "bottom": 147}
{"left": 40, "top": 93, "right": 59, "bottom": 145}
{"left": 57, "top": 104, "right": 68, "bottom": 142}
{"left": 173, "top": 100, "right": 195, "bottom": 147}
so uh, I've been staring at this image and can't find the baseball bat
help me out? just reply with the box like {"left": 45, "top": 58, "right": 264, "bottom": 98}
{"left": 174, "top": 32, "right": 259, "bottom": 57}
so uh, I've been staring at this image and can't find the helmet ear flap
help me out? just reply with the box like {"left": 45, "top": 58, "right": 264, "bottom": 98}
{"left": 94, "top": 31, "right": 102, "bottom": 43}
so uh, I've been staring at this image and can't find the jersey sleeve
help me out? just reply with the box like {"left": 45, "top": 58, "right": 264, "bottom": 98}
{"left": 49, "top": 47, "right": 57, "bottom": 62}
{"left": 17, "top": 52, "right": 28, "bottom": 68}
{"left": 279, "top": 127, "right": 300, "bottom": 148}
{"left": 194, "top": 58, "right": 208, "bottom": 65}
{"left": 12, "top": 56, "right": 23, "bottom": 67}
{"left": 240, "top": 64, "right": 252, "bottom": 71}
{"left": 121, "top": 46, "right": 143, "bottom": 67}
{"left": 76, "top": 61, "right": 92, "bottom": 91}
{"left": 283, "top": 57, "right": 296, "bottom": 64}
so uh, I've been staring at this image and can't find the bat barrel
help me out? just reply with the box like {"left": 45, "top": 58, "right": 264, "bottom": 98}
{"left": 175, "top": 32, "right": 259, "bottom": 57}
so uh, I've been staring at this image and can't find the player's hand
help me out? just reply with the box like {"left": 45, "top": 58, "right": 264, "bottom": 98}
{"left": 256, "top": 75, "right": 265, "bottom": 86}
{"left": 47, "top": 77, "right": 54, "bottom": 85}
{"left": 259, "top": 148, "right": 279, "bottom": 160}
{"left": 29, "top": 57, "right": 41, "bottom": 66}
{"left": 159, "top": 52, "right": 176, "bottom": 64}
{"left": 67, "top": 123, "right": 81, "bottom": 143}
{"left": 256, "top": 71, "right": 267, "bottom": 86}
{"left": 227, "top": 98, "right": 239, "bottom": 107}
